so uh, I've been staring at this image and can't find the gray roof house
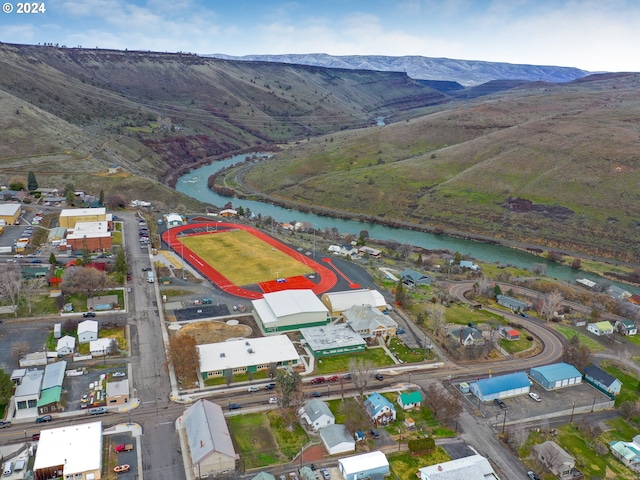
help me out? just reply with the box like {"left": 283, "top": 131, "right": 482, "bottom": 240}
{"left": 615, "top": 319, "right": 638, "bottom": 336}
{"left": 319, "top": 424, "right": 356, "bottom": 455}
{"left": 607, "top": 285, "right": 631, "bottom": 300}
{"left": 448, "top": 326, "right": 484, "bottom": 346}
{"left": 182, "top": 399, "right": 237, "bottom": 477}
{"left": 299, "top": 399, "right": 335, "bottom": 431}
{"left": 584, "top": 365, "right": 622, "bottom": 395}
{"left": 400, "top": 269, "right": 431, "bottom": 286}
{"left": 496, "top": 294, "right": 531, "bottom": 312}
{"left": 532, "top": 441, "right": 576, "bottom": 477}
{"left": 343, "top": 305, "right": 397, "bottom": 339}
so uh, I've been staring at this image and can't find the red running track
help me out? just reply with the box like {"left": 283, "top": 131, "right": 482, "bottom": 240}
{"left": 162, "top": 223, "right": 338, "bottom": 299}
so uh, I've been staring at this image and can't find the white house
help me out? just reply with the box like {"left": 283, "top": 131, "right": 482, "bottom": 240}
{"left": 13, "top": 369, "right": 43, "bottom": 416}
{"left": 299, "top": 399, "right": 335, "bottom": 431}
{"left": 419, "top": 454, "right": 499, "bottom": 480}
{"left": 90, "top": 338, "right": 115, "bottom": 356}
{"left": 77, "top": 319, "right": 98, "bottom": 343}
{"left": 55, "top": 335, "right": 76, "bottom": 356}
{"left": 397, "top": 391, "right": 423, "bottom": 411}
{"left": 587, "top": 321, "right": 614, "bottom": 336}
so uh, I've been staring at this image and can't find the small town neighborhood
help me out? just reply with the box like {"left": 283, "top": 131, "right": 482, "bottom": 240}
{"left": 1, "top": 197, "right": 640, "bottom": 480}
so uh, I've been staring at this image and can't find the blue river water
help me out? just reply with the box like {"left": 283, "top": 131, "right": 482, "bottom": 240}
{"left": 176, "top": 153, "right": 639, "bottom": 293}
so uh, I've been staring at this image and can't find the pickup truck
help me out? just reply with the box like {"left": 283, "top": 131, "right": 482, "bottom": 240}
{"left": 115, "top": 443, "right": 134, "bottom": 453}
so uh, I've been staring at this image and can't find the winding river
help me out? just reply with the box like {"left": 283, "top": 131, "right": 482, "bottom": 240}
{"left": 176, "top": 153, "right": 639, "bottom": 294}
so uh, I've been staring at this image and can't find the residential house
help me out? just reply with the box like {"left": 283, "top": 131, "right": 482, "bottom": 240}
{"left": 459, "top": 260, "right": 479, "bottom": 271}
{"left": 629, "top": 294, "right": 640, "bottom": 305}
{"left": 610, "top": 435, "right": 640, "bottom": 472}
{"left": 37, "top": 361, "right": 66, "bottom": 415}
{"left": 358, "top": 246, "right": 381, "bottom": 259}
{"left": 419, "top": 454, "right": 500, "bottom": 480}
{"left": 532, "top": 441, "right": 576, "bottom": 477}
{"left": 576, "top": 278, "right": 598, "bottom": 290}
{"left": 108, "top": 164, "right": 122, "bottom": 174}
{"left": 364, "top": 392, "right": 396, "bottom": 426}
{"left": 615, "top": 319, "right": 637, "bottom": 336}
{"left": 14, "top": 369, "right": 44, "bottom": 415}
{"left": 299, "top": 399, "right": 335, "bottom": 431}
{"left": 587, "top": 321, "right": 614, "bottom": 336}
{"left": 319, "top": 424, "right": 355, "bottom": 455}
{"left": 448, "top": 326, "right": 484, "bottom": 346}
{"left": 496, "top": 294, "right": 531, "bottom": 312}
{"left": 55, "top": 335, "right": 76, "bottom": 356}
{"left": 90, "top": 338, "right": 115, "bottom": 357}
{"left": 397, "top": 391, "right": 423, "bottom": 411}
{"left": 251, "top": 473, "right": 276, "bottom": 480}
{"left": 400, "top": 269, "right": 431, "bottom": 287}
{"left": 584, "top": 365, "right": 622, "bottom": 395}
{"left": 501, "top": 327, "right": 520, "bottom": 341}
{"left": 219, "top": 209, "right": 237, "bottom": 217}
{"left": 607, "top": 285, "right": 631, "bottom": 300}
{"left": 77, "top": 319, "right": 98, "bottom": 344}
{"left": 342, "top": 305, "right": 397, "bottom": 339}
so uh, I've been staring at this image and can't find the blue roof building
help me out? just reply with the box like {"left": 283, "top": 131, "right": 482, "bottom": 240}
{"left": 469, "top": 371, "right": 530, "bottom": 401}
{"left": 364, "top": 392, "right": 396, "bottom": 425}
{"left": 529, "top": 362, "right": 582, "bottom": 390}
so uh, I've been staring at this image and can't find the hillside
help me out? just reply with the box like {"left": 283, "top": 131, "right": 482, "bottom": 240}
{"left": 0, "top": 43, "right": 451, "bottom": 195}
{"left": 234, "top": 73, "right": 640, "bottom": 262}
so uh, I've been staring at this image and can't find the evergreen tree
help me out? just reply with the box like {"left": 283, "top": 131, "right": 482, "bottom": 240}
{"left": 99, "top": 189, "right": 104, "bottom": 206}
{"left": 27, "top": 171, "right": 39, "bottom": 192}
{"left": 395, "top": 279, "right": 407, "bottom": 307}
{"left": 49, "top": 252, "right": 57, "bottom": 265}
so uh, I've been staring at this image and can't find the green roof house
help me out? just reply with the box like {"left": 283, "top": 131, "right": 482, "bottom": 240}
{"left": 397, "top": 391, "right": 423, "bottom": 410}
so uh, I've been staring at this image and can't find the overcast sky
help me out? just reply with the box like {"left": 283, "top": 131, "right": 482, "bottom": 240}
{"left": 1, "top": 0, "right": 639, "bottom": 72}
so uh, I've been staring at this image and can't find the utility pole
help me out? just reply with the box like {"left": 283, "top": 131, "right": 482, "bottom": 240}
{"left": 502, "top": 409, "right": 507, "bottom": 434}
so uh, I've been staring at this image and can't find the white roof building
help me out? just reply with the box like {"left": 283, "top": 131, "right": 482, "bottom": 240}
{"left": 198, "top": 336, "right": 300, "bottom": 378}
{"left": 78, "top": 320, "right": 99, "bottom": 344}
{"left": 90, "top": 338, "right": 114, "bottom": 356}
{"left": 419, "top": 454, "right": 500, "bottom": 480}
{"left": 339, "top": 451, "right": 390, "bottom": 480}
{"left": 34, "top": 421, "right": 103, "bottom": 480}
{"left": 0, "top": 202, "right": 21, "bottom": 216}
{"left": 252, "top": 289, "right": 329, "bottom": 332}
{"left": 321, "top": 289, "right": 387, "bottom": 316}
{"left": 56, "top": 335, "right": 76, "bottom": 355}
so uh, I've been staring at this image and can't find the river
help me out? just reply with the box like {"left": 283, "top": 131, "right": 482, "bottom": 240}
{"left": 176, "top": 153, "right": 639, "bottom": 294}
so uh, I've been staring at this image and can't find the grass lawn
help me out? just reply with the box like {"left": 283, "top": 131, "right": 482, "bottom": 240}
{"left": 553, "top": 325, "right": 606, "bottom": 351}
{"left": 600, "top": 363, "right": 639, "bottom": 406}
{"left": 444, "top": 303, "right": 506, "bottom": 325}
{"left": 314, "top": 348, "right": 395, "bottom": 375}
{"left": 111, "top": 230, "right": 122, "bottom": 245}
{"left": 16, "top": 295, "right": 59, "bottom": 316}
{"left": 388, "top": 337, "right": 428, "bottom": 363}
{"left": 388, "top": 448, "right": 451, "bottom": 479}
{"left": 499, "top": 333, "right": 533, "bottom": 354}
{"left": 181, "top": 230, "right": 313, "bottom": 285}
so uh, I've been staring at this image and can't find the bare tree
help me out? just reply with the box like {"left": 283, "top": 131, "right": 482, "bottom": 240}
{"left": 62, "top": 266, "right": 110, "bottom": 298}
{"left": 0, "top": 267, "right": 23, "bottom": 317}
{"left": 275, "top": 370, "right": 304, "bottom": 429}
{"left": 425, "top": 304, "right": 446, "bottom": 337}
{"left": 349, "top": 357, "right": 375, "bottom": 400}
{"left": 11, "top": 341, "right": 30, "bottom": 360}
{"left": 22, "top": 277, "right": 46, "bottom": 314}
{"left": 423, "top": 383, "right": 463, "bottom": 423}
{"left": 562, "top": 335, "right": 591, "bottom": 370}
{"left": 541, "top": 290, "right": 563, "bottom": 322}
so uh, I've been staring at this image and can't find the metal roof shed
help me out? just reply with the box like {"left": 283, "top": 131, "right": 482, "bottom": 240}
{"left": 469, "top": 371, "right": 530, "bottom": 401}
{"left": 339, "top": 451, "right": 389, "bottom": 480}
{"left": 529, "top": 362, "right": 582, "bottom": 390}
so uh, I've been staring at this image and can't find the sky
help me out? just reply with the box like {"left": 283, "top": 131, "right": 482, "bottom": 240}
{"left": 1, "top": 0, "right": 639, "bottom": 72}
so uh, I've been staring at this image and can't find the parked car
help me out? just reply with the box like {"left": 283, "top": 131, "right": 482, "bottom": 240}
{"left": 397, "top": 328, "right": 406, "bottom": 334}
{"left": 375, "top": 373, "right": 384, "bottom": 381}
{"left": 248, "top": 386, "right": 260, "bottom": 392}
{"left": 369, "top": 428, "right": 379, "bottom": 438}
{"left": 310, "top": 377, "right": 325, "bottom": 384}
{"left": 36, "top": 415, "right": 52, "bottom": 423}
{"left": 0, "top": 421, "right": 11, "bottom": 429}
{"left": 264, "top": 383, "right": 276, "bottom": 390}
{"left": 527, "top": 472, "right": 540, "bottom": 480}
{"left": 309, "top": 464, "right": 316, "bottom": 471}
{"left": 494, "top": 398, "right": 506, "bottom": 409}
{"left": 113, "top": 372, "right": 126, "bottom": 378}
{"left": 520, "top": 312, "right": 529, "bottom": 318}
{"left": 528, "top": 392, "right": 541, "bottom": 402}
{"left": 343, "top": 373, "right": 352, "bottom": 380}
{"left": 326, "top": 375, "right": 339, "bottom": 382}
{"left": 320, "top": 468, "right": 330, "bottom": 480}
{"left": 142, "top": 266, "right": 151, "bottom": 271}
{"left": 83, "top": 312, "right": 96, "bottom": 317}
{"left": 310, "top": 392, "right": 322, "bottom": 398}
{"left": 90, "top": 407, "right": 108, "bottom": 415}
{"left": 229, "top": 403, "right": 242, "bottom": 410}
{"left": 268, "top": 397, "right": 278, "bottom": 404}
{"left": 31, "top": 433, "right": 40, "bottom": 441}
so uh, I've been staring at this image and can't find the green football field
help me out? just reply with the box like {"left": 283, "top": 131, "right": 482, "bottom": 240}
{"left": 180, "top": 229, "right": 312, "bottom": 286}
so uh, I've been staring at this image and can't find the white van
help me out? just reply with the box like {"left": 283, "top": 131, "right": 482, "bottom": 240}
{"left": 3, "top": 461, "right": 13, "bottom": 476}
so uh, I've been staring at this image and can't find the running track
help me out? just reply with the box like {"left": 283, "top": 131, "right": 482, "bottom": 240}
{"left": 162, "top": 223, "right": 338, "bottom": 299}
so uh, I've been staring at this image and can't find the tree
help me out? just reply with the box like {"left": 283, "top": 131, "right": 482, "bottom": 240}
{"left": 425, "top": 304, "right": 446, "bottom": 338}
{"left": 395, "top": 280, "right": 407, "bottom": 307}
{"left": 532, "top": 263, "right": 547, "bottom": 275}
{"left": 562, "top": 335, "right": 591, "bottom": 370}
{"left": 11, "top": 341, "right": 29, "bottom": 360}
{"left": 453, "top": 251, "right": 463, "bottom": 265}
{"left": 49, "top": 252, "right": 57, "bottom": 265}
{"left": 99, "top": 189, "right": 105, "bottom": 206}
{"left": 0, "top": 370, "right": 13, "bottom": 406}
{"left": 415, "top": 253, "right": 423, "bottom": 266}
{"left": 82, "top": 238, "right": 92, "bottom": 266}
{"left": 349, "top": 357, "right": 375, "bottom": 400}
{"left": 61, "top": 266, "right": 110, "bottom": 298}
{"left": 541, "top": 290, "right": 563, "bottom": 322}
{"left": 423, "top": 383, "right": 462, "bottom": 422}
{"left": 64, "top": 183, "right": 75, "bottom": 206}
{"left": 339, "top": 398, "right": 368, "bottom": 434}
{"left": 22, "top": 278, "right": 46, "bottom": 314}
{"left": 114, "top": 248, "right": 128, "bottom": 282}
{"left": 492, "top": 284, "right": 502, "bottom": 298}
{"left": 105, "top": 193, "right": 126, "bottom": 209}
{"left": 167, "top": 334, "right": 199, "bottom": 384}
{"left": 275, "top": 369, "right": 304, "bottom": 429}
{"left": 9, "top": 176, "right": 25, "bottom": 191}
{"left": 571, "top": 258, "right": 582, "bottom": 270}
{"left": 27, "top": 171, "right": 39, "bottom": 192}
{"left": 0, "top": 267, "right": 22, "bottom": 317}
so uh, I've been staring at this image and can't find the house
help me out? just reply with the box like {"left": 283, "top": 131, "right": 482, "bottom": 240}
{"left": 584, "top": 365, "right": 622, "bottom": 395}
{"left": 364, "top": 392, "right": 396, "bottom": 426}
{"left": 339, "top": 451, "right": 389, "bottom": 480}
{"left": 252, "top": 289, "right": 330, "bottom": 332}
{"left": 587, "top": 321, "right": 614, "bottom": 336}
{"left": 397, "top": 391, "right": 423, "bottom": 410}
{"left": 501, "top": 328, "right": 520, "bottom": 341}
{"left": 532, "top": 441, "right": 576, "bottom": 477}
{"left": 108, "top": 164, "right": 121, "bottom": 174}
{"left": 319, "top": 424, "right": 355, "bottom": 455}
{"left": 400, "top": 269, "right": 431, "bottom": 287}
{"left": 630, "top": 294, "right": 640, "bottom": 305}
{"left": 251, "top": 472, "right": 276, "bottom": 480}
{"left": 300, "top": 324, "right": 366, "bottom": 357}
{"left": 610, "top": 435, "right": 640, "bottom": 472}
{"left": 299, "top": 399, "right": 335, "bottom": 431}
{"left": 615, "top": 319, "right": 637, "bottom": 336}
{"left": 198, "top": 336, "right": 299, "bottom": 380}
{"left": 77, "top": 319, "right": 98, "bottom": 343}
{"left": 469, "top": 371, "right": 530, "bottom": 402}
{"left": 607, "top": 285, "right": 631, "bottom": 300}
{"left": 321, "top": 289, "right": 387, "bottom": 316}
{"left": 529, "top": 363, "right": 582, "bottom": 390}
{"left": 106, "top": 379, "right": 130, "bottom": 405}
{"left": 419, "top": 453, "right": 500, "bottom": 480}
{"left": 576, "top": 278, "right": 598, "bottom": 290}
{"left": 496, "top": 294, "right": 531, "bottom": 312}
{"left": 181, "top": 399, "right": 237, "bottom": 477}
{"left": 358, "top": 246, "right": 381, "bottom": 259}
{"left": 448, "top": 326, "right": 484, "bottom": 346}
{"left": 90, "top": 338, "right": 115, "bottom": 356}
{"left": 459, "top": 260, "right": 479, "bottom": 271}
{"left": 37, "top": 361, "right": 66, "bottom": 415}
{"left": 219, "top": 208, "right": 237, "bottom": 217}
{"left": 55, "top": 335, "right": 76, "bottom": 356}
{"left": 342, "top": 305, "right": 397, "bottom": 339}
{"left": 33, "top": 421, "right": 103, "bottom": 480}
{"left": 13, "top": 369, "right": 43, "bottom": 416}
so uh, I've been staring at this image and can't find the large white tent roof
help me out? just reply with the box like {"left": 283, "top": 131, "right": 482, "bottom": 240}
{"left": 34, "top": 421, "right": 102, "bottom": 475}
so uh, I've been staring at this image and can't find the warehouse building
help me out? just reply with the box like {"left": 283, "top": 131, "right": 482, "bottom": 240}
{"left": 321, "top": 289, "right": 387, "bottom": 316}
{"left": 529, "top": 362, "right": 582, "bottom": 390}
{"left": 300, "top": 324, "right": 366, "bottom": 357}
{"left": 253, "top": 289, "right": 330, "bottom": 332}
{"left": 339, "top": 451, "right": 389, "bottom": 480}
{"left": 0, "top": 202, "right": 22, "bottom": 225}
{"left": 59, "top": 207, "right": 107, "bottom": 229}
{"left": 469, "top": 371, "right": 531, "bottom": 402}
